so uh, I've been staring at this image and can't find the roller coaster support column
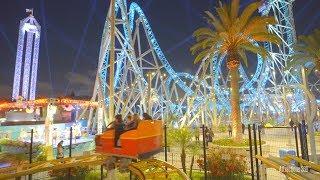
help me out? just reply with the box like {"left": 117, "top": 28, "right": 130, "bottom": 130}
{"left": 164, "top": 124, "right": 168, "bottom": 162}
{"left": 108, "top": 0, "right": 116, "bottom": 123}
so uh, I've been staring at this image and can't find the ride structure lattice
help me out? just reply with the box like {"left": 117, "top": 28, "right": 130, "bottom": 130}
{"left": 85, "top": 0, "right": 317, "bottom": 131}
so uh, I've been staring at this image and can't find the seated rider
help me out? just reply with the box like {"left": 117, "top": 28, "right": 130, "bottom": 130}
{"left": 114, "top": 114, "right": 125, "bottom": 147}
{"left": 126, "top": 114, "right": 140, "bottom": 130}
{"left": 142, "top": 113, "right": 152, "bottom": 120}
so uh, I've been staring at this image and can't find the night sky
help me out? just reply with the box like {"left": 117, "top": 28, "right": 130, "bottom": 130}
{"left": 0, "top": 0, "right": 319, "bottom": 99}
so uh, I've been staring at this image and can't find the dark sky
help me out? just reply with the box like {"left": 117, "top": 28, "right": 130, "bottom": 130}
{"left": 0, "top": 0, "right": 319, "bottom": 98}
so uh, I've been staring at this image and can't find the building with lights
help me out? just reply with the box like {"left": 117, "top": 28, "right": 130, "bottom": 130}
{"left": 12, "top": 9, "right": 41, "bottom": 101}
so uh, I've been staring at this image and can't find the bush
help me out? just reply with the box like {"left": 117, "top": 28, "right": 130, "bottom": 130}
{"left": 212, "top": 138, "right": 265, "bottom": 147}
{"left": 49, "top": 166, "right": 92, "bottom": 179}
{"left": 0, "top": 139, "right": 47, "bottom": 162}
{"left": 198, "top": 147, "right": 247, "bottom": 177}
{"left": 218, "top": 125, "right": 227, "bottom": 133}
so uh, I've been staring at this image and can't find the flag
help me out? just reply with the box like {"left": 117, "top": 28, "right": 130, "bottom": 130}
{"left": 26, "top": 8, "right": 33, "bottom": 15}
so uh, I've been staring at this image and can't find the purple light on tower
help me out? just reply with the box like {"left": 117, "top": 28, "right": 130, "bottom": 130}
{"left": 12, "top": 9, "right": 41, "bottom": 100}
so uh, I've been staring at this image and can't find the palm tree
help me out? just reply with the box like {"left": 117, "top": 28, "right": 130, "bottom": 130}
{"left": 187, "top": 141, "right": 201, "bottom": 178}
{"left": 286, "top": 29, "right": 320, "bottom": 163}
{"left": 190, "top": 0, "right": 280, "bottom": 140}
{"left": 168, "top": 127, "right": 194, "bottom": 173}
{"left": 287, "top": 29, "right": 320, "bottom": 75}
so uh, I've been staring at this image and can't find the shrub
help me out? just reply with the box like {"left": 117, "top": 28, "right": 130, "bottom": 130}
{"left": 198, "top": 147, "right": 247, "bottom": 177}
{"left": 212, "top": 138, "right": 265, "bottom": 147}
{"left": 49, "top": 166, "right": 92, "bottom": 179}
{"left": 0, "top": 139, "right": 47, "bottom": 162}
{"left": 218, "top": 125, "right": 227, "bottom": 133}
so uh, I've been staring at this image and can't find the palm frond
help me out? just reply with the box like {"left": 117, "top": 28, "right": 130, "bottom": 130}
{"left": 230, "top": 0, "right": 240, "bottom": 21}
{"left": 216, "top": 3, "right": 231, "bottom": 29}
{"left": 205, "top": 11, "right": 226, "bottom": 32}
{"left": 251, "top": 33, "right": 281, "bottom": 44}
{"left": 238, "top": 1, "right": 262, "bottom": 30}
{"left": 193, "top": 27, "right": 216, "bottom": 38}
{"left": 194, "top": 48, "right": 213, "bottom": 64}
{"left": 244, "top": 16, "right": 276, "bottom": 35}
{"left": 286, "top": 55, "right": 314, "bottom": 71}
{"left": 190, "top": 38, "right": 218, "bottom": 55}
{"left": 240, "top": 43, "right": 268, "bottom": 58}
{"left": 237, "top": 49, "right": 248, "bottom": 67}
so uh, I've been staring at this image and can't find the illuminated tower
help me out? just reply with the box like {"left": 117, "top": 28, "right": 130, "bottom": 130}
{"left": 12, "top": 9, "right": 41, "bottom": 100}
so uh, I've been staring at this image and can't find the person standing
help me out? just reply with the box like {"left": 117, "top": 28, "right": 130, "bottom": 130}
{"left": 52, "top": 128, "right": 58, "bottom": 145}
{"left": 228, "top": 124, "right": 232, "bottom": 137}
{"left": 56, "top": 140, "right": 64, "bottom": 159}
{"left": 242, "top": 123, "right": 246, "bottom": 134}
{"left": 114, "top": 114, "right": 125, "bottom": 147}
{"left": 289, "top": 119, "right": 294, "bottom": 131}
{"left": 195, "top": 128, "right": 200, "bottom": 142}
{"left": 142, "top": 113, "right": 152, "bottom": 120}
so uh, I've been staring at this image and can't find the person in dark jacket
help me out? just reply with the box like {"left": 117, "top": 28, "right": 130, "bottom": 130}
{"left": 114, "top": 114, "right": 125, "bottom": 147}
{"left": 142, "top": 113, "right": 152, "bottom": 120}
{"left": 289, "top": 119, "right": 294, "bottom": 131}
{"left": 242, "top": 123, "right": 246, "bottom": 134}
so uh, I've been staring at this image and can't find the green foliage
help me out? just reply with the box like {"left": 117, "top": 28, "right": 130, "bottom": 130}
{"left": 187, "top": 141, "right": 201, "bottom": 156}
{"left": 191, "top": 0, "right": 279, "bottom": 64}
{"left": 49, "top": 166, "right": 92, "bottom": 179}
{"left": 198, "top": 147, "right": 247, "bottom": 177}
{"left": 0, "top": 138, "right": 47, "bottom": 162}
{"left": 0, "top": 138, "right": 29, "bottom": 148}
{"left": 287, "top": 28, "right": 320, "bottom": 74}
{"left": 218, "top": 125, "right": 228, "bottom": 133}
{"left": 212, "top": 138, "right": 265, "bottom": 147}
{"left": 168, "top": 127, "right": 196, "bottom": 173}
{"left": 164, "top": 113, "right": 179, "bottom": 128}
{"left": 167, "top": 127, "right": 194, "bottom": 148}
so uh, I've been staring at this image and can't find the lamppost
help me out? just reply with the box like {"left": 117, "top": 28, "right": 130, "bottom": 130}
{"left": 108, "top": 0, "right": 116, "bottom": 123}
{"left": 301, "top": 67, "right": 317, "bottom": 163}
{"left": 147, "top": 72, "right": 155, "bottom": 115}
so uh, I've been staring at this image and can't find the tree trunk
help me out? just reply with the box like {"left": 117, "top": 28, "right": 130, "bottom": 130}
{"left": 229, "top": 66, "right": 243, "bottom": 141}
{"left": 181, "top": 148, "right": 187, "bottom": 173}
{"left": 189, "top": 155, "right": 195, "bottom": 179}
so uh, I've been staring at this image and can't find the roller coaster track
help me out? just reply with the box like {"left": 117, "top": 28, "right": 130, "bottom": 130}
{"left": 0, "top": 154, "right": 188, "bottom": 180}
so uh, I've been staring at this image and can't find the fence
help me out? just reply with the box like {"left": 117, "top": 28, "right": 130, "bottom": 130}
{"left": 246, "top": 123, "right": 319, "bottom": 179}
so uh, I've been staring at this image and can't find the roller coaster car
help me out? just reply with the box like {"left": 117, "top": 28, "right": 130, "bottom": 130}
{"left": 95, "top": 120, "right": 163, "bottom": 158}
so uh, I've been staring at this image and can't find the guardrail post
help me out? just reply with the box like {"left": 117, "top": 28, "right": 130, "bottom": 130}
{"left": 68, "top": 127, "right": 73, "bottom": 180}
{"left": 101, "top": 165, "right": 104, "bottom": 180}
{"left": 164, "top": 124, "right": 168, "bottom": 162}
{"left": 248, "top": 125, "right": 254, "bottom": 180}
{"left": 201, "top": 125, "right": 207, "bottom": 180}
{"left": 258, "top": 125, "right": 262, "bottom": 156}
{"left": 294, "top": 126, "right": 300, "bottom": 158}
{"left": 28, "top": 129, "right": 34, "bottom": 180}
{"left": 253, "top": 124, "right": 260, "bottom": 180}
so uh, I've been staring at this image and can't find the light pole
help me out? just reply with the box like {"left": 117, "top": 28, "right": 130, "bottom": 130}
{"left": 301, "top": 67, "right": 317, "bottom": 163}
{"left": 109, "top": 0, "right": 116, "bottom": 123}
{"left": 147, "top": 72, "right": 155, "bottom": 115}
